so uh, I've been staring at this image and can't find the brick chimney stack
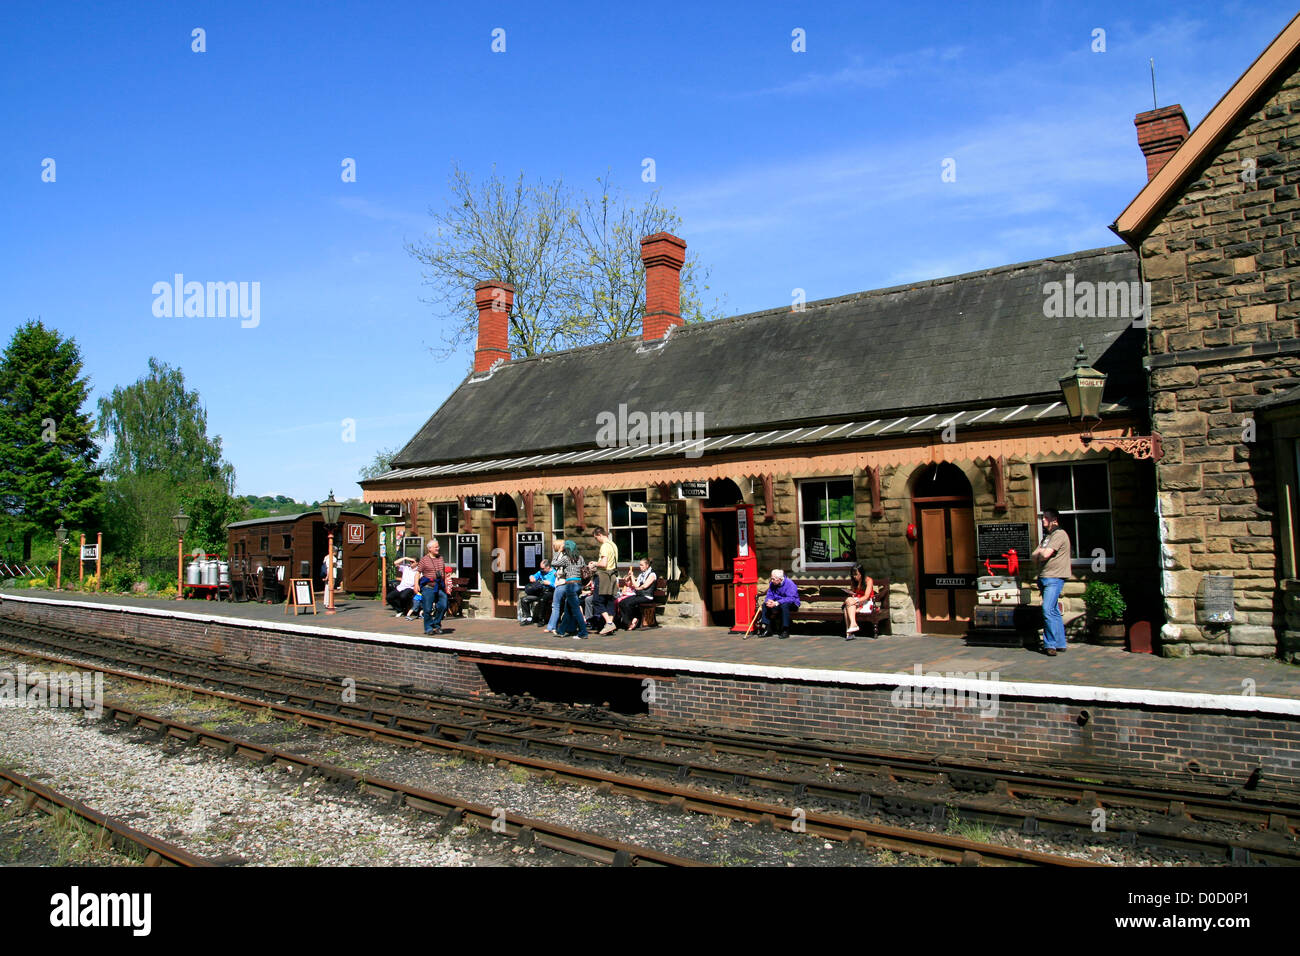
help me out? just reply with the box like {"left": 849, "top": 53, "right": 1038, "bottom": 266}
{"left": 1135, "top": 105, "right": 1190, "bottom": 181}
{"left": 473, "top": 279, "right": 514, "bottom": 372}
{"left": 640, "top": 232, "right": 687, "bottom": 341}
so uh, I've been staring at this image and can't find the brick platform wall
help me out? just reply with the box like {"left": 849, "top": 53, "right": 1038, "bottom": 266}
{"left": 2, "top": 600, "right": 489, "bottom": 698}
{"left": 4, "top": 600, "right": 1295, "bottom": 786}
{"left": 655, "top": 672, "right": 1299, "bottom": 784}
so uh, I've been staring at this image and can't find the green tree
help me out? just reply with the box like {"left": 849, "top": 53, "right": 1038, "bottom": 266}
{"left": 97, "top": 357, "right": 234, "bottom": 490}
{"left": 96, "top": 358, "right": 236, "bottom": 559}
{"left": 358, "top": 446, "right": 399, "bottom": 480}
{"left": 0, "top": 321, "right": 102, "bottom": 550}
{"left": 407, "top": 165, "right": 719, "bottom": 359}
{"left": 179, "top": 483, "right": 247, "bottom": 555}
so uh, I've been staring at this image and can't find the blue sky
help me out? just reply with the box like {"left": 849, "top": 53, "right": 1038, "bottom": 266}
{"left": 3, "top": 0, "right": 1294, "bottom": 502}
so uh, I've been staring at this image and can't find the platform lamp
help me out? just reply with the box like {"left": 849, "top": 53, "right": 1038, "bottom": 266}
{"left": 1059, "top": 343, "right": 1164, "bottom": 461}
{"left": 172, "top": 508, "right": 191, "bottom": 600}
{"left": 320, "top": 490, "right": 343, "bottom": 614}
{"left": 54, "top": 524, "right": 67, "bottom": 590}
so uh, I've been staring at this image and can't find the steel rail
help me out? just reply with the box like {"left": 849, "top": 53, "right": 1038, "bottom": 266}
{"left": 0, "top": 767, "right": 213, "bottom": 867}
{"left": 95, "top": 699, "right": 702, "bottom": 868}
{"left": 1, "top": 618, "right": 1295, "bottom": 837}
{"left": 2, "top": 637, "right": 1094, "bottom": 867}
{"left": 18, "top": 640, "right": 1289, "bottom": 865}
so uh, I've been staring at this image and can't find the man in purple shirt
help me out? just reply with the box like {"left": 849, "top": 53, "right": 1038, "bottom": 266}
{"left": 761, "top": 569, "right": 800, "bottom": 640}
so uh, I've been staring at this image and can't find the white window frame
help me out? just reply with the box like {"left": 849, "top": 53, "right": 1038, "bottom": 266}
{"left": 797, "top": 477, "right": 857, "bottom": 569}
{"left": 605, "top": 489, "right": 647, "bottom": 568}
{"left": 430, "top": 503, "right": 459, "bottom": 573}
{"left": 1033, "top": 462, "right": 1115, "bottom": 568}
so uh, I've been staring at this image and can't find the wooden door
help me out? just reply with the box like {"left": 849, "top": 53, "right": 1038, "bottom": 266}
{"left": 916, "top": 503, "right": 977, "bottom": 635}
{"left": 492, "top": 521, "right": 516, "bottom": 618}
{"left": 701, "top": 510, "right": 737, "bottom": 627}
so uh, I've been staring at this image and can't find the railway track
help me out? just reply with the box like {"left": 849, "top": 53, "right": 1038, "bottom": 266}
{"left": 1, "top": 632, "right": 1101, "bottom": 866}
{"left": 5, "top": 617, "right": 1295, "bottom": 863}
{"left": 0, "top": 767, "right": 213, "bottom": 867}
{"left": 93, "top": 699, "right": 701, "bottom": 868}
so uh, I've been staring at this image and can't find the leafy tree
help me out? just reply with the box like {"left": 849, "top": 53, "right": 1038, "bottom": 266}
{"left": 359, "top": 446, "right": 399, "bottom": 481}
{"left": 407, "top": 165, "right": 719, "bottom": 359}
{"left": 97, "top": 357, "right": 234, "bottom": 491}
{"left": 179, "top": 483, "right": 247, "bottom": 555}
{"left": 96, "top": 358, "right": 236, "bottom": 559}
{"left": 0, "top": 321, "right": 102, "bottom": 549}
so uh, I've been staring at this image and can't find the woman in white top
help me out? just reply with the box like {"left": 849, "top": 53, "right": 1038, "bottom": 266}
{"left": 617, "top": 558, "right": 658, "bottom": 630}
{"left": 388, "top": 557, "right": 419, "bottom": 617}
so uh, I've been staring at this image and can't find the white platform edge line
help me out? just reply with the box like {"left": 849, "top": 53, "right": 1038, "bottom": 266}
{"left": 4, "top": 594, "right": 1297, "bottom": 717}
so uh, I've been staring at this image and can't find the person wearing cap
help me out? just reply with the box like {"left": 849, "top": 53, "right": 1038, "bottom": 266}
{"left": 760, "top": 569, "right": 800, "bottom": 639}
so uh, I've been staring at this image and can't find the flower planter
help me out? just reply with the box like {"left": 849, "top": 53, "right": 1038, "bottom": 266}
{"left": 1088, "top": 620, "right": 1127, "bottom": 646}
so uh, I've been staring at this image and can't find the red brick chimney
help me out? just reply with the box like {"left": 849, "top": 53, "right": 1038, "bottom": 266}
{"left": 473, "top": 279, "right": 514, "bottom": 372}
{"left": 1135, "top": 105, "right": 1190, "bottom": 181}
{"left": 640, "top": 232, "right": 687, "bottom": 341}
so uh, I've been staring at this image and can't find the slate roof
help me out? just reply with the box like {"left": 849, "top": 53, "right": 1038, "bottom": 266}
{"left": 374, "top": 245, "right": 1143, "bottom": 480}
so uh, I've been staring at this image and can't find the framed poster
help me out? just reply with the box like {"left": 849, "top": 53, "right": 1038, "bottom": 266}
{"left": 456, "top": 533, "right": 481, "bottom": 593}
{"left": 286, "top": 578, "right": 316, "bottom": 615}
{"left": 516, "top": 532, "right": 544, "bottom": 591}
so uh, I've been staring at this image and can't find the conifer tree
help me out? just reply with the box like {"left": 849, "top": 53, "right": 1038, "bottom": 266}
{"left": 0, "top": 321, "right": 102, "bottom": 542}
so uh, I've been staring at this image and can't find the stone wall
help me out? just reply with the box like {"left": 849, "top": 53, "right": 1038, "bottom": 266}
{"left": 1140, "top": 57, "right": 1300, "bottom": 656}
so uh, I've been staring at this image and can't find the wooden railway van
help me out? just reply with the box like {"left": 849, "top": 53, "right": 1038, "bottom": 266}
{"left": 227, "top": 511, "right": 379, "bottom": 595}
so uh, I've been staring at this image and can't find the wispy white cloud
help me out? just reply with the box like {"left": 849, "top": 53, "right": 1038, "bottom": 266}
{"left": 733, "top": 45, "right": 965, "bottom": 98}
{"left": 334, "top": 196, "right": 428, "bottom": 231}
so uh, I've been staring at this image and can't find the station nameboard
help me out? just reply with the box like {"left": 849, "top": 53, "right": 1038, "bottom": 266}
{"left": 80, "top": 545, "right": 98, "bottom": 561}
{"left": 975, "top": 523, "right": 1033, "bottom": 560}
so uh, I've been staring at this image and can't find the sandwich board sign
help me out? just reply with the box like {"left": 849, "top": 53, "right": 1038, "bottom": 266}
{"left": 286, "top": 578, "right": 317, "bottom": 615}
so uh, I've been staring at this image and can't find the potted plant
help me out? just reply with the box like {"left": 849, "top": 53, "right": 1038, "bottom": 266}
{"left": 1084, "top": 580, "right": 1127, "bottom": 645}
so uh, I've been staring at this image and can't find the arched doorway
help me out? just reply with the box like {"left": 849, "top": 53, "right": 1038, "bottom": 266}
{"left": 491, "top": 494, "right": 519, "bottom": 618}
{"left": 911, "top": 463, "right": 977, "bottom": 636}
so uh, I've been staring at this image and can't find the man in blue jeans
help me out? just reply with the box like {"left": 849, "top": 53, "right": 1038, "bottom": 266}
{"left": 1032, "top": 509, "right": 1071, "bottom": 657}
{"left": 416, "top": 540, "right": 448, "bottom": 635}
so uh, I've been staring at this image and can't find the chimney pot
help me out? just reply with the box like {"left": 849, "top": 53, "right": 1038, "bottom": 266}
{"left": 640, "top": 232, "right": 687, "bottom": 341}
{"left": 1135, "top": 104, "right": 1190, "bottom": 181}
{"left": 473, "top": 279, "right": 515, "bottom": 373}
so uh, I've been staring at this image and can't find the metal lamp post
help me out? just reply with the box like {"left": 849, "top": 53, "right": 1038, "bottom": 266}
{"left": 54, "top": 524, "right": 67, "bottom": 590}
{"left": 320, "top": 490, "right": 343, "bottom": 614}
{"left": 1059, "top": 343, "right": 1163, "bottom": 461}
{"left": 172, "top": 509, "right": 191, "bottom": 600}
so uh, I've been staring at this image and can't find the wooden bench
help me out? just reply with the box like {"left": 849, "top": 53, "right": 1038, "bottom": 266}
{"left": 446, "top": 577, "right": 470, "bottom": 618}
{"left": 785, "top": 575, "right": 891, "bottom": 637}
{"left": 633, "top": 584, "right": 669, "bottom": 629}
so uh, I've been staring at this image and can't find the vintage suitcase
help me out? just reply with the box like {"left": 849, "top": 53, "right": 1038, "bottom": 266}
{"left": 977, "top": 575, "right": 1020, "bottom": 605}
{"left": 974, "top": 605, "right": 1018, "bottom": 629}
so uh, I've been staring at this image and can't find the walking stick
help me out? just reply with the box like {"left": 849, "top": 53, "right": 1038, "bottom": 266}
{"left": 742, "top": 604, "right": 763, "bottom": 640}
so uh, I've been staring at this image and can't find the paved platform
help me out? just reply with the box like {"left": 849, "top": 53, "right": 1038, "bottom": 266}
{"left": 6, "top": 589, "right": 1299, "bottom": 713}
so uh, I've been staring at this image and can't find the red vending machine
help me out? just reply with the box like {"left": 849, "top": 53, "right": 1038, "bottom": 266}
{"left": 729, "top": 505, "right": 758, "bottom": 633}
